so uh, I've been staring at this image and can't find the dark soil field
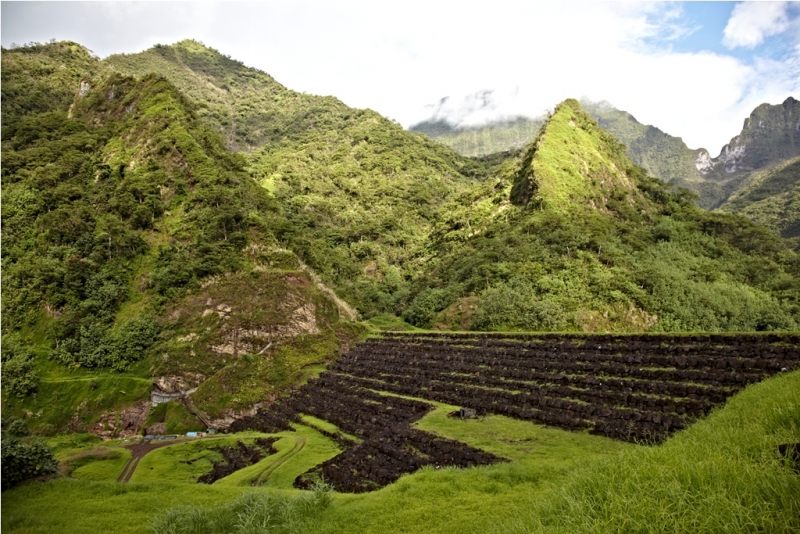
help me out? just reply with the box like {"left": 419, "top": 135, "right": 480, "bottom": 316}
{"left": 230, "top": 332, "right": 800, "bottom": 492}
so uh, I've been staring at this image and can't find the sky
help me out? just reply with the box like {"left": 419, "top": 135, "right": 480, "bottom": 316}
{"left": 2, "top": 1, "right": 799, "bottom": 153}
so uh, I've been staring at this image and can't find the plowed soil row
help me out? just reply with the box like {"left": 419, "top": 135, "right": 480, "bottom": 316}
{"left": 230, "top": 333, "right": 799, "bottom": 492}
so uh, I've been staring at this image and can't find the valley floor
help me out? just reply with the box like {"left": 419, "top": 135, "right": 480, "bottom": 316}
{"left": 3, "top": 398, "right": 629, "bottom": 534}
{"left": 4, "top": 370, "right": 799, "bottom": 533}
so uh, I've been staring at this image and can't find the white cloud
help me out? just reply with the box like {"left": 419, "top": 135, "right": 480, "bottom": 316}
{"left": 723, "top": 1, "right": 790, "bottom": 49}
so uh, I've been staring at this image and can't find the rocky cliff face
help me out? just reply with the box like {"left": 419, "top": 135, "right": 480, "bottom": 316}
{"left": 698, "top": 97, "right": 799, "bottom": 176}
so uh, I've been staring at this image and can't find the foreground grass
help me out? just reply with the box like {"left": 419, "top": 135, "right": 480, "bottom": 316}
{"left": 3, "top": 372, "right": 798, "bottom": 533}
{"left": 508, "top": 369, "right": 800, "bottom": 533}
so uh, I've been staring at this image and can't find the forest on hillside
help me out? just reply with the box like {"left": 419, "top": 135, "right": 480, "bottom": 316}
{"left": 2, "top": 40, "right": 799, "bottom": 443}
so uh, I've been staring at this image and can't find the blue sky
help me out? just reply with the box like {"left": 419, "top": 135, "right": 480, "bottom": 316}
{"left": 643, "top": 2, "right": 799, "bottom": 65}
{"left": 2, "top": 1, "right": 799, "bottom": 151}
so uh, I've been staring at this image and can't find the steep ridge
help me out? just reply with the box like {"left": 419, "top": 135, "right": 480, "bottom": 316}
{"left": 106, "top": 40, "right": 486, "bottom": 318}
{"left": 1, "top": 42, "right": 364, "bottom": 434}
{"left": 697, "top": 97, "right": 800, "bottom": 180}
{"left": 407, "top": 99, "right": 800, "bottom": 332}
{"left": 1, "top": 40, "right": 105, "bottom": 120}
{"left": 105, "top": 39, "right": 322, "bottom": 153}
{"left": 590, "top": 98, "right": 800, "bottom": 211}
{"left": 582, "top": 101, "right": 721, "bottom": 208}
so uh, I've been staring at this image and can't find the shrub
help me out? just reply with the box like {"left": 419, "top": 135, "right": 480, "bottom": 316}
{"left": 1, "top": 437, "right": 59, "bottom": 490}
{"left": 151, "top": 482, "right": 333, "bottom": 534}
{"left": 470, "top": 278, "right": 569, "bottom": 331}
{"left": 402, "top": 288, "right": 451, "bottom": 328}
{"left": 1, "top": 337, "right": 39, "bottom": 397}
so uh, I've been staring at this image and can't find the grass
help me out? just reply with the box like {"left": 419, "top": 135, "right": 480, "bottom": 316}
{"left": 131, "top": 434, "right": 268, "bottom": 484}
{"left": 66, "top": 447, "right": 132, "bottom": 481}
{"left": 3, "top": 376, "right": 152, "bottom": 435}
{"left": 3, "top": 371, "right": 798, "bottom": 533}
{"left": 219, "top": 425, "right": 341, "bottom": 488}
{"left": 507, "top": 369, "right": 800, "bottom": 533}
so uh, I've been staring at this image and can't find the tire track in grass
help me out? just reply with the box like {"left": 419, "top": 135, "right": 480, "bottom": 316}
{"left": 252, "top": 436, "right": 307, "bottom": 486}
{"left": 116, "top": 440, "right": 182, "bottom": 483}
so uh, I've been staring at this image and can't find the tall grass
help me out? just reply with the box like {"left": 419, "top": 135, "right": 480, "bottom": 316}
{"left": 151, "top": 482, "right": 332, "bottom": 534}
{"left": 509, "top": 370, "right": 800, "bottom": 533}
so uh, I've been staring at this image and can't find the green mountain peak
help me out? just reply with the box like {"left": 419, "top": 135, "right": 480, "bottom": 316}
{"left": 511, "top": 99, "right": 646, "bottom": 215}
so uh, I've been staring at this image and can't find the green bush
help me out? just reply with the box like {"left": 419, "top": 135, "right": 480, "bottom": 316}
{"left": 1, "top": 337, "right": 39, "bottom": 397}
{"left": 1, "top": 436, "right": 59, "bottom": 490}
{"left": 51, "top": 315, "right": 160, "bottom": 370}
{"left": 470, "top": 278, "right": 569, "bottom": 331}
{"left": 3, "top": 417, "right": 30, "bottom": 437}
{"left": 402, "top": 288, "right": 452, "bottom": 328}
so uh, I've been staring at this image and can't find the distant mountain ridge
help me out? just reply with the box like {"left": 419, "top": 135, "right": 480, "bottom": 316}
{"left": 410, "top": 116, "right": 544, "bottom": 157}
{"left": 412, "top": 97, "right": 800, "bottom": 213}
{"left": 719, "top": 156, "right": 800, "bottom": 242}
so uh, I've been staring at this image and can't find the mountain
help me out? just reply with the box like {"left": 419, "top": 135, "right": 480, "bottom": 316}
{"left": 105, "top": 39, "right": 334, "bottom": 153}
{"left": 106, "top": 40, "right": 487, "bottom": 318}
{"left": 3, "top": 41, "right": 800, "bottom": 437}
{"left": 581, "top": 101, "right": 723, "bottom": 208}
{"left": 405, "top": 99, "right": 800, "bottom": 332}
{"left": 410, "top": 116, "right": 544, "bottom": 157}
{"left": 413, "top": 98, "right": 800, "bottom": 214}
{"left": 696, "top": 98, "right": 800, "bottom": 179}
{"left": 1, "top": 42, "right": 364, "bottom": 433}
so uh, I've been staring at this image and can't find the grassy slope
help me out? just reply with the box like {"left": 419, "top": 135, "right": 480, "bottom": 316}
{"left": 104, "top": 40, "right": 487, "bottom": 318}
{"left": 510, "top": 369, "right": 800, "bottom": 533}
{"left": 4, "top": 371, "right": 798, "bottom": 533}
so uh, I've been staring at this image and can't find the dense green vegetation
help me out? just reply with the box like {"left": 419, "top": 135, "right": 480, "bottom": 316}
{"left": 1, "top": 418, "right": 59, "bottom": 490}
{"left": 1, "top": 41, "right": 360, "bottom": 433}
{"left": 105, "top": 40, "right": 488, "bottom": 319}
{"left": 106, "top": 39, "right": 336, "bottom": 153}
{"left": 406, "top": 100, "right": 800, "bottom": 332}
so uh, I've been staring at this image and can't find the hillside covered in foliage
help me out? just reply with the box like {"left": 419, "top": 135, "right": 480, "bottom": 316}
{"left": 405, "top": 100, "right": 800, "bottom": 332}
{"left": 106, "top": 40, "right": 488, "bottom": 318}
{"left": 2, "top": 40, "right": 800, "bottom": 439}
{"left": 1, "top": 41, "right": 364, "bottom": 434}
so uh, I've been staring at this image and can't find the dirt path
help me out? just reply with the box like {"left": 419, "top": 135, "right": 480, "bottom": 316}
{"left": 116, "top": 440, "right": 181, "bottom": 483}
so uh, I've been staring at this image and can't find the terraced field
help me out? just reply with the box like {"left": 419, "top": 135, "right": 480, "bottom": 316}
{"left": 231, "top": 332, "right": 800, "bottom": 492}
